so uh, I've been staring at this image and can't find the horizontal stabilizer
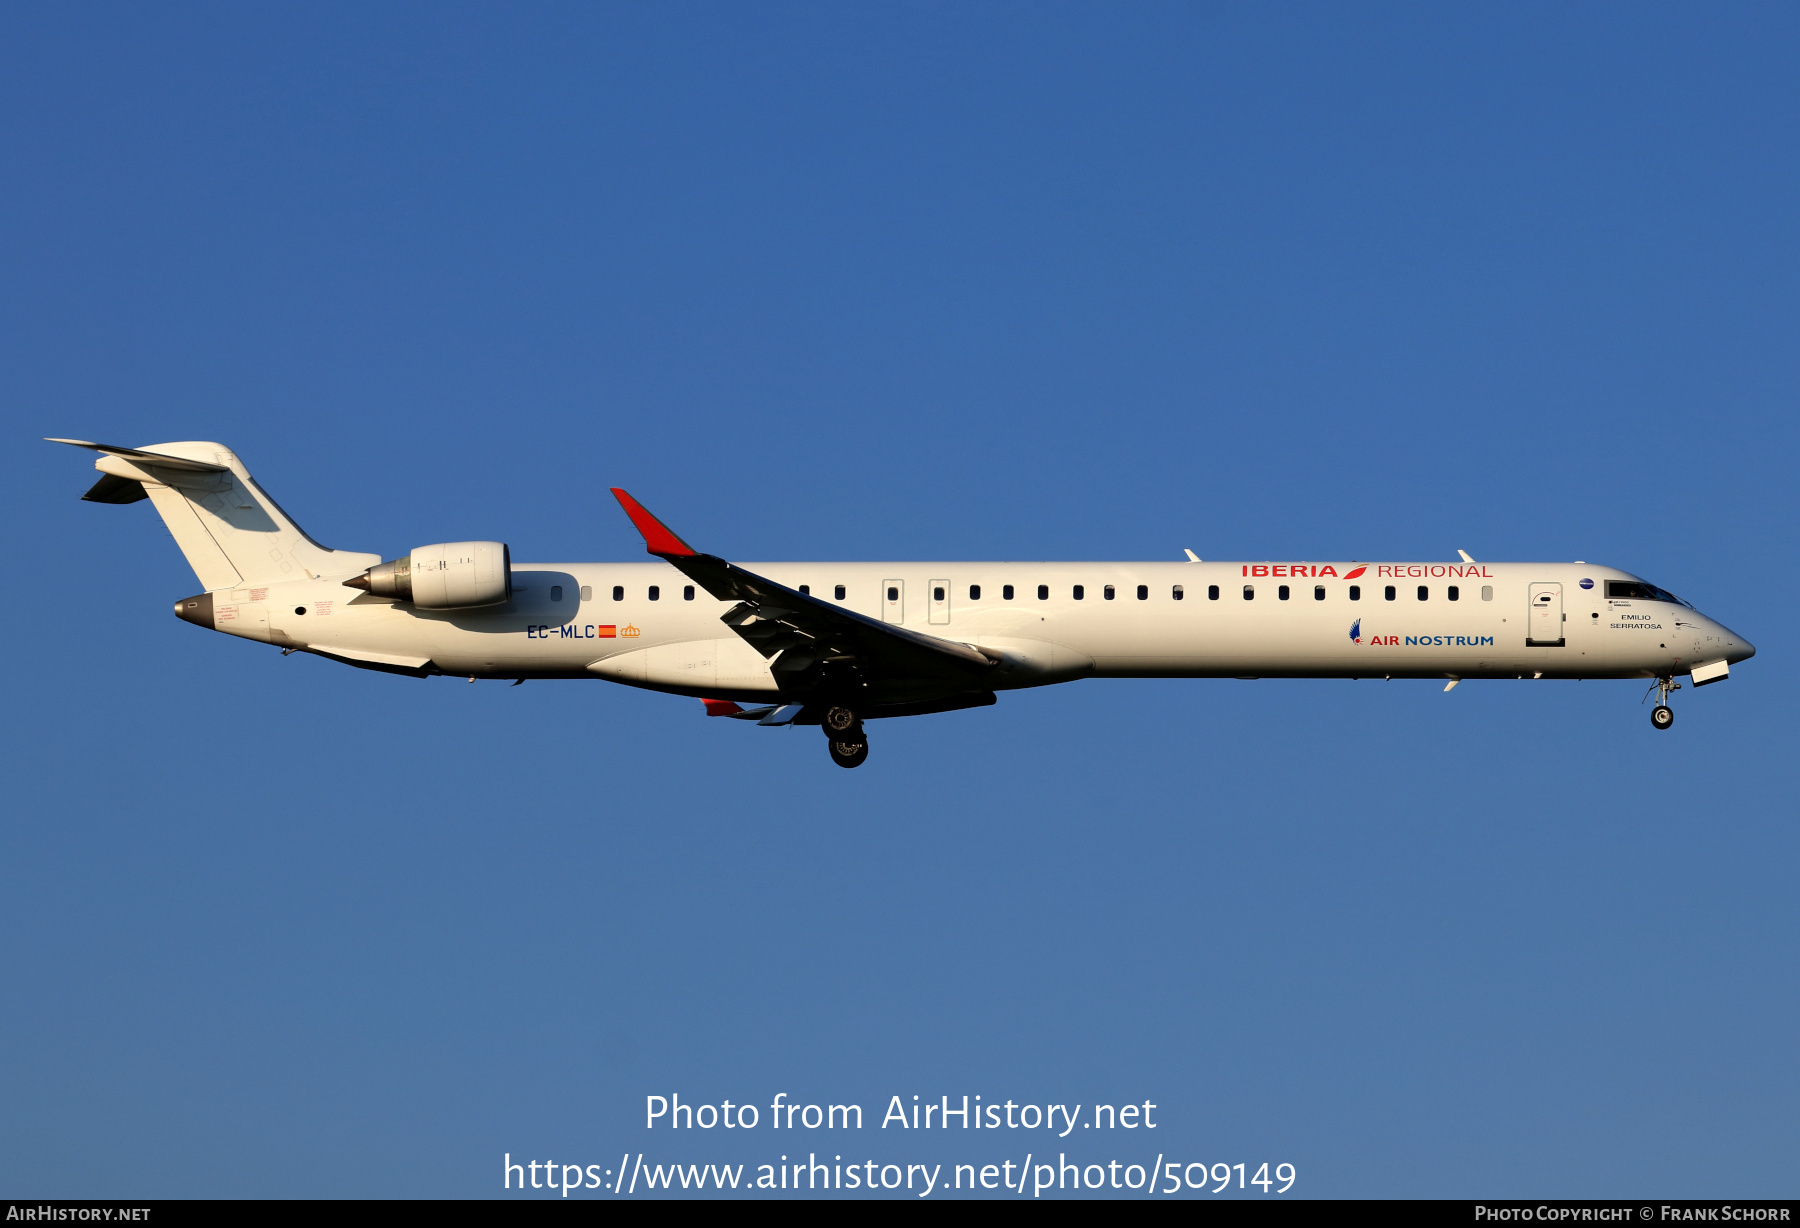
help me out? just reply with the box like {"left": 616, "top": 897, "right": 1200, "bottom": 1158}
{"left": 46, "top": 438, "right": 230, "bottom": 472}
{"left": 82, "top": 474, "right": 149, "bottom": 504}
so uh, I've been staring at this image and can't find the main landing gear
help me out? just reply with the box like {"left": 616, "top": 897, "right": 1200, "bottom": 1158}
{"left": 1646, "top": 675, "right": 1680, "bottom": 730}
{"left": 824, "top": 705, "right": 868, "bottom": 769}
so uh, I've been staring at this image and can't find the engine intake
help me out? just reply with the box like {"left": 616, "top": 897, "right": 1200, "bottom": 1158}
{"left": 345, "top": 541, "right": 512, "bottom": 609}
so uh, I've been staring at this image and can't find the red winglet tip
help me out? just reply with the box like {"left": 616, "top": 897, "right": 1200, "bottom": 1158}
{"left": 701, "top": 698, "right": 743, "bottom": 717}
{"left": 610, "top": 488, "right": 697, "bottom": 557}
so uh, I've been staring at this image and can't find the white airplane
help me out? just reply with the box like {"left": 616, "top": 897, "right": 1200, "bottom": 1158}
{"left": 53, "top": 438, "right": 1755, "bottom": 768}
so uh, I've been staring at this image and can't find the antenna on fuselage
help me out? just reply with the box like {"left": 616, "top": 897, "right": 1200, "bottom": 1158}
{"left": 1457, "top": 549, "right": 1476, "bottom": 563}
{"left": 1184, "top": 549, "right": 1202, "bottom": 563}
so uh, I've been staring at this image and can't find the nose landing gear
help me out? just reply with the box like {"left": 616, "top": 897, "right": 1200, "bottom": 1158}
{"left": 1645, "top": 676, "right": 1680, "bottom": 730}
{"left": 823, "top": 705, "right": 868, "bottom": 768}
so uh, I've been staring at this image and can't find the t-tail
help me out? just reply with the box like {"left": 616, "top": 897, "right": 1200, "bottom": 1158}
{"left": 47, "top": 439, "right": 379, "bottom": 589}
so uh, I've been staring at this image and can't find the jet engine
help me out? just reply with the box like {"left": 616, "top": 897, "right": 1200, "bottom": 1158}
{"left": 344, "top": 541, "right": 512, "bottom": 608}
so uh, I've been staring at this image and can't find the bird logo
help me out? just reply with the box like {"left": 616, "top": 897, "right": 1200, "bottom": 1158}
{"left": 1349, "top": 618, "right": 1362, "bottom": 644}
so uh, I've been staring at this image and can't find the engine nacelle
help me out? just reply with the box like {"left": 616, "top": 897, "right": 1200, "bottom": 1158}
{"left": 344, "top": 541, "right": 511, "bottom": 609}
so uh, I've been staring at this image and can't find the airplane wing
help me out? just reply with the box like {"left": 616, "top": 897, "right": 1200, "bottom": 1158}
{"left": 610, "top": 489, "right": 995, "bottom": 690}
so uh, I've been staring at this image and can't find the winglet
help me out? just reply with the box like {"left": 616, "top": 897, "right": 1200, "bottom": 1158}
{"left": 610, "top": 488, "right": 698, "bottom": 557}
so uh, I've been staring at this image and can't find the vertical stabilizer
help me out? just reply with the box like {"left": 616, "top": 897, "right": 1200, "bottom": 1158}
{"left": 49, "top": 439, "right": 380, "bottom": 588}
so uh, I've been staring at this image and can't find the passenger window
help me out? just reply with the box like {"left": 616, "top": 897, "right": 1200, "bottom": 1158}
{"left": 1243, "top": 585, "right": 1255, "bottom": 600}
{"left": 1384, "top": 586, "right": 1396, "bottom": 601}
{"left": 1349, "top": 585, "right": 1361, "bottom": 601}
{"left": 1481, "top": 585, "right": 1493, "bottom": 601}
{"left": 1173, "top": 584, "right": 1184, "bottom": 600}
{"left": 1073, "top": 585, "right": 1085, "bottom": 600}
{"left": 1003, "top": 585, "right": 1014, "bottom": 601}
{"left": 1417, "top": 586, "right": 1428, "bottom": 601}
{"left": 1447, "top": 585, "right": 1459, "bottom": 601}
{"left": 969, "top": 585, "right": 981, "bottom": 600}
{"left": 551, "top": 585, "right": 563, "bottom": 601}
{"left": 933, "top": 586, "right": 945, "bottom": 601}
{"left": 684, "top": 585, "right": 695, "bottom": 601}
{"left": 579, "top": 586, "right": 592, "bottom": 601}
{"left": 1208, "top": 585, "right": 1219, "bottom": 600}
{"left": 649, "top": 586, "right": 660, "bottom": 601}
{"left": 834, "top": 585, "right": 845, "bottom": 600}
{"left": 799, "top": 585, "right": 810, "bottom": 595}
{"left": 612, "top": 585, "right": 624, "bottom": 601}
{"left": 1278, "top": 585, "right": 1290, "bottom": 601}
{"left": 887, "top": 586, "right": 898, "bottom": 601}
{"left": 1314, "top": 585, "right": 1325, "bottom": 601}
{"left": 1103, "top": 585, "right": 1115, "bottom": 600}
{"left": 1137, "top": 584, "right": 1148, "bottom": 600}
{"left": 1037, "top": 585, "right": 1048, "bottom": 600}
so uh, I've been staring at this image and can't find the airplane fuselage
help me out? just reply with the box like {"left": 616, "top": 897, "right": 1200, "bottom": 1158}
{"left": 193, "top": 558, "right": 1750, "bottom": 698}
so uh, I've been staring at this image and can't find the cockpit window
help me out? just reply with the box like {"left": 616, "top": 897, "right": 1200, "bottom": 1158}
{"left": 1606, "top": 580, "right": 1690, "bottom": 607}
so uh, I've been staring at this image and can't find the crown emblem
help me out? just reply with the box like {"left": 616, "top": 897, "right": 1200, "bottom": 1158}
{"left": 620, "top": 624, "right": 641, "bottom": 638}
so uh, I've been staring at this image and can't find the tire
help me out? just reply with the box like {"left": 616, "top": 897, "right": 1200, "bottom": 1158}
{"left": 824, "top": 706, "right": 859, "bottom": 734}
{"left": 828, "top": 739, "right": 869, "bottom": 769}
{"left": 1652, "top": 704, "right": 1674, "bottom": 730}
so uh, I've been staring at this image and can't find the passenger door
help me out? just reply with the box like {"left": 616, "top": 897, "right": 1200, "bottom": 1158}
{"left": 928, "top": 579, "right": 951, "bottom": 625}
{"left": 1527, "top": 582, "right": 1564, "bottom": 647}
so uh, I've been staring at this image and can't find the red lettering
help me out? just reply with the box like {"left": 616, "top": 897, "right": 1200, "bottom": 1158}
{"left": 1252, "top": 565, "right": 1269, "bottom": 577}
{"left": 1320, "top": 566, "right": 1338, "bottom": 577}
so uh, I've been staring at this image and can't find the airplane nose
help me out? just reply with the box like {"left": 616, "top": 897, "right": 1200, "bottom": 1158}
{"left": 1714, "top": 620, "right": 1755, "bottom": 663}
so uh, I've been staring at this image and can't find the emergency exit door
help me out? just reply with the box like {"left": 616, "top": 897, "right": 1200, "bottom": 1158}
{"left": 928, "top": 579, "right": 951, "bottom": 625}
{"left": 882, "top": 579, "right": 904, "bottom": 624}
{"left": 1527, "top": 582, "right": 1564, "bottom": 647}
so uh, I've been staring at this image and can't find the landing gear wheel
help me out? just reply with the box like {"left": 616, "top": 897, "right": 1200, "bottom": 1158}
{"left": 828, "top": 738, "right": 869, "bottom": 769}
{"left": 1652, "top": 704, "right": 1674, "bottom": 730}
{"left": 824, "top": 706, "right": 860, "bottom": 735}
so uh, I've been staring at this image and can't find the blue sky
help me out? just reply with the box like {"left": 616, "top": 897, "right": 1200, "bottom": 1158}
{"left": 2, "top": 3, "right": 1795, "bottom": 1198}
